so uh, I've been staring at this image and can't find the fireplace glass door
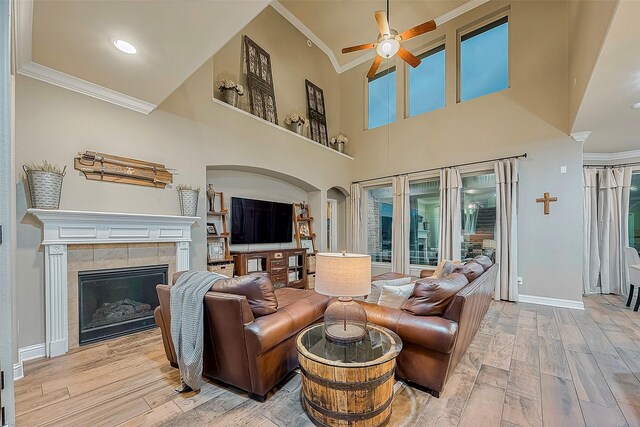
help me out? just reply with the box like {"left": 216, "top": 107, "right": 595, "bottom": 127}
{"left": 78, "top": 264, "right": 167, "bottom": 345}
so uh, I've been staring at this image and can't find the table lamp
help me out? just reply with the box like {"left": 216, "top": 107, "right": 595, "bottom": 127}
{"left": 314, "top": 252, "right": 371, "bottom": 343}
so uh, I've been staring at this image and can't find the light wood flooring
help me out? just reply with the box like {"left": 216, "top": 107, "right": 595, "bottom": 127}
{"left": 14, "top": 294, "right": 640, "bottom": 426}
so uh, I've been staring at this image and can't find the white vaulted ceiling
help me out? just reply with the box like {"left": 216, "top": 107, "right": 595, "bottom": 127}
{"left": 573, "top": 0, "right": 640, "bottom": 153}
{"left": 17, "top": 0, "right": 271, "bottom": 112}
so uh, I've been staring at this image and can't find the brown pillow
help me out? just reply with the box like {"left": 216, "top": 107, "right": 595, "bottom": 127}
{"left": 401, "top": 273, "right": 469, "bottom": 316}
{"left": 453, "top": 261, "right": 485, "bottom": 282}
{"left": 473, "top": 255, "right": 493, "bottom": 271}
{"left": 212, "top": 272, "right": 278, "bottom": 317}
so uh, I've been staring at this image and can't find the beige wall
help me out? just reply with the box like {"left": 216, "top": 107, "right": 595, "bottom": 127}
{"left": 14, "top": 26, "right": 352, "bottom": 350}
{"left": 340, "top": 1, "right": 584, "bottom": 302}
{"left": 568, "top": 0, "right": 619, "bottom": 129}
{"left": 211, "top": 6, "right": 341, "bottom": 140}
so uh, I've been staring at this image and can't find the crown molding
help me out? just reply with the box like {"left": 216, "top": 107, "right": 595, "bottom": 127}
{"left": 583, "top": 149, "right": 640, "bottom": 161}
{"left": 271, "top": 0, "right": 490, "bottom": 75}
{"left": 14, "top": 0, "right": 156, "bottom": 114}
{"left": 570, "top": 131, "right": 592, "bottom": 144}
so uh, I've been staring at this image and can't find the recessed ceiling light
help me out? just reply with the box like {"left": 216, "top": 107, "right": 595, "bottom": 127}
{"left": 633, "top": 102, "right": 640, "bottom": 109}
{"left": 113, "top": 39, "right": 137, "bottom": 54}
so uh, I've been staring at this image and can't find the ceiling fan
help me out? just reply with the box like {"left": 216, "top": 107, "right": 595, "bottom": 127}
{"left": 341, "top": 0, "right": 437, "bottom": 79}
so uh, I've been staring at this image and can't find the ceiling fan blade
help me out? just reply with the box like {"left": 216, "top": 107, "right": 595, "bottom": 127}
{"left": 374, "top": 10, "right": 391, "bottom": 36}
{"left": 397, "top": 47, "right": 421, "bottom": 68}
{"left": 342, "top": 43, "right": 377, "bottom": 54}
{"left": 398, "top": 20, "right": 437, "bottom": 41}
{"left": 367, "top": 56, "right": 383, "bottom": 80}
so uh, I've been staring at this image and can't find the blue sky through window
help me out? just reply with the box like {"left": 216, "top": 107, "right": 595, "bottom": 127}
{"left": 460, "top": 19, "right": 508, "bottom": 101}
{"left": 368, "top": 69, "right": 396, "bottom": 129}
{"left": 409, "top": 47, "right": 446, "bottom": 117}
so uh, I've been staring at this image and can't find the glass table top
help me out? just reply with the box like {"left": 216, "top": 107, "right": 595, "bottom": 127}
{"left": 297, "top": 323, "right": 403, "bottom": 367}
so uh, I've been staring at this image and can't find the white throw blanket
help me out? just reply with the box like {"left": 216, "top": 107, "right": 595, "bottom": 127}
{"left": 170, "top": 270, "right": 225, "bottom": 391}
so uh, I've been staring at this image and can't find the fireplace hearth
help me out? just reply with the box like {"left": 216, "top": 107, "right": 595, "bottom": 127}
{"left": 78, "top": 264, "right": 167, "bottom": 345}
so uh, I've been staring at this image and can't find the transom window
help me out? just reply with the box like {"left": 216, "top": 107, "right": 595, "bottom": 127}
{"left": 368, "top": 68, "right": 396, "bottom": 129}
{"left": 459, "top": 16, "right": 509, "bottom": 102}
{"left": 408, "top": 45, "right": 446, "bottom": 117}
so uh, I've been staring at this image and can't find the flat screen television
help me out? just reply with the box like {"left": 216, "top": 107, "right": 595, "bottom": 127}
{"left": 231, "top": 197, "right": 293, "bottom": 244}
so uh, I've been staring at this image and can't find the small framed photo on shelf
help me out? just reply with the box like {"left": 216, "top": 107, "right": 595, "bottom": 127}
{"left": 300, "top": 239, "right": 314, "bottom": 254}
{"left": 298, "top": 223, "right": 310, "bottom": 237}
{"left": 207, "top": 223, "right": 218, "bottom": 235}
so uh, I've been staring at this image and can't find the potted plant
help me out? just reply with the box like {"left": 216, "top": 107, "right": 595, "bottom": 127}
{"left": 217, "top": 79, "right": 244, "bottom": 108}
{"left": 330, "top": 134, "right": 348, "bottom": 153}
{"left": 176, "top": 184, "right": 200, "bottom": 216}
{"left": 23, "top": 161, "right": 66, "bottom": 209}
{"left": 285, "top": 114, "right": 309, "bottom": 136}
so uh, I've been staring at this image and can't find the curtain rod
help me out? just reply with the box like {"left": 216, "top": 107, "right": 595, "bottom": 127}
{"left": 584, "top": 162, "right": 640, "bottom": 168}
{"left": 352, "top": 153, "right": 528, "bottom": 185}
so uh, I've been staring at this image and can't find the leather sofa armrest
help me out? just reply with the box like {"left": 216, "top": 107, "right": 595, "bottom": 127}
{"left": 358, "top": 301, "right": 458, "bottom": 354}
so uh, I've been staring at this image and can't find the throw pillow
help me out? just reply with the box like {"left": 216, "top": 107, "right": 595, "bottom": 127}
{"left": 453, "top": 261, "right": 485, "bottom": 282}
{"left": 401, "top": 273, "right": 469, "bottom": 316}
{"left": 473, "top": 255, "right": 493, "bottom": 271}
{"left": 377, "top": 283, "right": 415, "bottom": 309}
{"left": 433, "top": 259, "right": 461, "bottom": 278}
{"left": 368, "top": 276, "right": 412, "bottom": 303}
{"left": 439, "top": 261, "right": 459, "bottom": 278}
{"left": 212, "top": 272, "right": 278, "bottom": 318}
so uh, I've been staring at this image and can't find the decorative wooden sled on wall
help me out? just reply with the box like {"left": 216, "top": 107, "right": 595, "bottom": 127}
{"left": 74, "top": 151, "right": 174, "bottom": 189}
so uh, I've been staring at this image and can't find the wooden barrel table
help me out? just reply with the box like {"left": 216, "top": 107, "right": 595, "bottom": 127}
{"left": 296, "top": 324, "right": 402, "bottom": 427}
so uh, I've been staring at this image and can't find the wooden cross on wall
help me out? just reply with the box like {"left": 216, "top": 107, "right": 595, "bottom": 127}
{"left": 536, "top": 192, "right": 558, "bottom": 215}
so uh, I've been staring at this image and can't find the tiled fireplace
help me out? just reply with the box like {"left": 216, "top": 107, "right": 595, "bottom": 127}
{"left": 28, "top": 209, "right": 199, "bottom": 357}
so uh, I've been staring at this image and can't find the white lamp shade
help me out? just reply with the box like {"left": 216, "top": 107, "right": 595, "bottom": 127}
{"left": 314, "top": 253, "right": 371, "bottom": 297}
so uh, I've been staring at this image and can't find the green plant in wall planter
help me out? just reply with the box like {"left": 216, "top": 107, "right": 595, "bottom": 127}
{"left": 177, "top": 184, "right": 200, "bottom": 216}
{"left": 23, "top": 161, "right": 66, "bottom": 209}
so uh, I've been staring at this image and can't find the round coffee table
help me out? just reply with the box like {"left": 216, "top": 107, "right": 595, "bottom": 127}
{"left": 296, "top": 323, "right": 402, "bottom": 427}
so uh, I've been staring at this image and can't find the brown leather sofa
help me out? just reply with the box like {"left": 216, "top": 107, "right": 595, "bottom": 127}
{"left": 154, "top": 272, "right": 329, "bottom": 401}
{"left": 359, "top": 260, "right": 498, "bottom": 397}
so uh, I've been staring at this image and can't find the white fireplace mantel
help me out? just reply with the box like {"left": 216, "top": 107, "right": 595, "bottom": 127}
{"left": 27, "top": 209, "right": 200, "bottom": 357}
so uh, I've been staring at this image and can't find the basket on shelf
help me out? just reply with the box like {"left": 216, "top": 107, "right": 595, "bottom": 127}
{"left": 23, "top": 165, "right": 66, "bottom": 209}
{"left": 208, "top": 262, "right": 235, "bottom": 276}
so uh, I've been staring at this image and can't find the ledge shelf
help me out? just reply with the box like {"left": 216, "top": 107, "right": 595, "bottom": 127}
{"left": 211, "top": 97, "right": 354, "bottom": 160}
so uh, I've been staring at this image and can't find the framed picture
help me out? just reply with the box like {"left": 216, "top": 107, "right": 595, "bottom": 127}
{"left": 305, "top": 80, "right": 328, "bottom": 145}
{"left": 207, "top": 223, "right": 218, "bottom": 235}
{"left": 300, "top": 239, "right": 314, "bottom": 254}
{"left": 298, "top": 223, "right": 310, "bottom": 237}
{"left": 244, "top": 36, "right": 278, "bottom": 124}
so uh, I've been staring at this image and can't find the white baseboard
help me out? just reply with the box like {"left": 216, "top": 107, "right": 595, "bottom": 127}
{"left": 13, "top": 343, "right": 46, "bottom": 381}
{"left": 19, "top": 343, "right": 46, "bottom": 362}
{"left": 13, "top": 362, "right": 24, "bottom": 381}
{"left": 519, "top": 294, "right": 585, "bottom": 310}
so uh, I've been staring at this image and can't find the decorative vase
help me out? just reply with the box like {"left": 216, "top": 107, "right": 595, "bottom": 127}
{"left": 288, "top": 122, "right": 305, "bottom": 136}
{"left": 336, "top": 142, "right": 345, "bottom": 153}
{"left": 223, "top": 90, "right": 238, "bottom": 108}
{"left": 24, "top": 165, "right": 66, "bottom": 209}
{"left": 178, "top": 189, "right": 199, "bottom": 216}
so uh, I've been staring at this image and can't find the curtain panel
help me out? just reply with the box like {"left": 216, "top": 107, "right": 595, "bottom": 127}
{"left": 494, "top": 159, "right": 519, "bottom": 302}
{"left": 438, "top": 168, "right": 462, "bottom": 261}
{"left": 597, "top": 167, "right": 632, "bottom": 295}
{"left": 583, "top": 168, "right": 600, "bottom": 294}
{"left": 349, "top": 183, "right": 365, "bottom": 253}
{"left": 392, "top": 175, "right": 410, "bottom": 274}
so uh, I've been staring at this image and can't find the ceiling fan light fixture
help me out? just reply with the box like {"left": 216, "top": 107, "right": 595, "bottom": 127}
{"left": 376, "top": 38, "right": 400, "bottom": 59}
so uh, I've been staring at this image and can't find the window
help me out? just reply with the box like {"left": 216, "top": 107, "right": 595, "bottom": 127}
{"left": 408, "top": 45, "right": 446, "bottom": 117}
{"left": 368, "top": 68, "right": 396, "bottom": 129}
{"left": 459, "top": 16, "right": 509, "bottom": 102}
{"left": 409, "top": 180, "right": 440, "bottom": 266}
{"left": 461, "top": 173, "right": 497, "bottom": 261}
{"left": 630, "top": 173, "right": 640, "bottom": 251}
{"left": 366, "top": 186, "right": 393, "bottom": 263}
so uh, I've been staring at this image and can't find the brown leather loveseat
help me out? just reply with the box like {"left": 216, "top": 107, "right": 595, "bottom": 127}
{"left": 358, "top": 257, "right": 498, "bottom": 397}
{"left": 154, "top": 272, "right": 329, "bottom": 401}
